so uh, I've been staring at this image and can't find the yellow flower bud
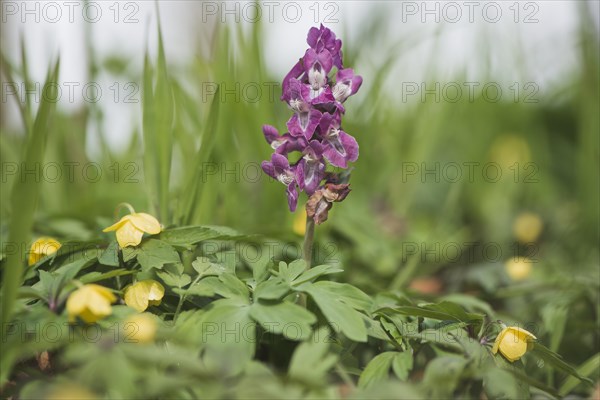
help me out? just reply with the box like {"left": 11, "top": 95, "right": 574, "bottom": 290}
{"left": 123, "top": 280, "right": 165, "bottom": 312}
{"left": 123, "top": 313, "right": 158, "bottom": 344}
{"left": 28, "top": 237, "right": 61, "bottom": 266}
{"left": 492, "top": 326, "right": 536, "bottom": 362}
{"left": 293, "top": 208, "right": 307, "bottom": 236}
{"left": 103, "top": 212, "right": 161, "bottom": 248}
{"left": 505, "top": 257, "right": 533, "bottom": 281}
{"left": 66, "top": 284, "right": 116, "bottom": 324}
{"left": 513, "top": 212, "right": 543, "bottom": 243}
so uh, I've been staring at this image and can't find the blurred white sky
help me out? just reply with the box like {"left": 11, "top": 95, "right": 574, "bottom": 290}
{"left": 1, "top": 0, "right": 599, "bottom": 152}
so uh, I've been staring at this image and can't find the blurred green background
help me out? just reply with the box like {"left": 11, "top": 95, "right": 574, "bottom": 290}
{"left": 1, "top": 0, "right": 598, "bottom": 382}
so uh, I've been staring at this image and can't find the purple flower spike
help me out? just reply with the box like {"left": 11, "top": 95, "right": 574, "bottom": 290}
{"left": 261, "top": 25, "right": 361, "bottom": 221}
{"left": 307, "top": 24, "right": 343, "bottom": 69}
{"left": 333, "top": 69, "right": 363, "bottom": 103}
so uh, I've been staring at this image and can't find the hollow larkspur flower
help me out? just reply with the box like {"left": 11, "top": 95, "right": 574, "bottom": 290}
{"left": 262, "top": 25, "right": 362, "bottom": 224}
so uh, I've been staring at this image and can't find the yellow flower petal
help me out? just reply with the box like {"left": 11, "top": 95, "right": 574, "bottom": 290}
{"left": 513, "top": 212, "right": 543, "bottom": 243}
{"left": 115, "top": 221, "right": 144, "bottom": 248}
{"left": 128, "top": 213, "right": 162, "bottom": 235}
{"left": 124, "top": 280, "right": 165, "bottom": 312}
{"left": 505, "top": 257, "right": 533, "bottom": 281}
{"left": 493, "top": 326, "right": 536, "bottom": 362}
{"left": 102, "top": 216, "right": 130, "bottom": 232}
{"left": 66, "top": 285, "right": 116, "bottom": 324}
{"left": 123, "top": 313, "right": 158, "bottom": 344}
{"left": 28, "top": 237, "right": 61, "bottom": 266}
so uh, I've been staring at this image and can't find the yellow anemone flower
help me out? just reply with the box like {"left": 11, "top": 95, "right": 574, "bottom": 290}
{"left": 66, "top": 284, "right": 116, "bottom": 324}
{"left": 103, "top": 212, "right": 161, "bottom": 248}
{"left": 293, "top": 208, "right": 307, "bottom": 236}
{"left": 513, "top": 212, "right": 543, "bottom": 243}
{"left": 28, "top": 237, "right": 61, "bottom": 265}
{"left": 492, "top": 326, "right": 537, "bottom": 362}
{"left": 123, "top": 313, "right": 158, "bottom": 344}
{"left": 123, "top": 280, "right": 165, "bottom": 312}
{"left": 505, "top": 257, "right": 533, "bottom": 281}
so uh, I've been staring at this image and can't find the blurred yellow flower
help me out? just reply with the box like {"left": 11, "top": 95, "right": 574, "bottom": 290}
{"left": 123, "top": 280, "right": 165, "bottom": 312}
{"left": 492, "top": 326, "right": 536, "bottom": 362}
{"left": 67, "top": 284, "right": 116, "bottom": 323}
{"left": 489, "top": 134, "right": 531, "bottom": 168}
{"left": 505, "top": 257, "right": 533, "bottom": 281}
{"left": 103, "top": 212, "right": 161, "bottom": 248}
{"left": 28, "top": 237, "right": 61, "bottom": 265}
{"left": 123, "top": 313, "right": 158, "bottom": 344}
{"left": 293, "top": 207, "right": 307, "bottom": 236}
{"left": 513, "top": 212, "right": 543, "bottom": 243}
{"left": 47, "top": 384, "right": 97, "bottom": 400}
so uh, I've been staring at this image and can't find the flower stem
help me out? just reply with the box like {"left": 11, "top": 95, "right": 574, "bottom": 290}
{"left": 302, "top": 216, "right": 315, "bottom": 271}
{"left": 114, "top": 202, "right": 135, "bottom": 220}
{"left": 298, "top": 215, "right": 315, "bottom": 308}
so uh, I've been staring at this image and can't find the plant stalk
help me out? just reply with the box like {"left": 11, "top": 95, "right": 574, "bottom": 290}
{"left": 302, "top": 216, "right": 315, "bottom": 270}
{"left": 298, "top": 215, "right": 315, "bottom": 308}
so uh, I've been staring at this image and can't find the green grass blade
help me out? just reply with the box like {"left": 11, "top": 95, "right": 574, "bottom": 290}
{"left": 0, "top": 58, "right": 60, "bottom": 382}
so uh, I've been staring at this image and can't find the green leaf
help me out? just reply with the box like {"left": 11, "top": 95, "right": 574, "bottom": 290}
{"left": 253, "top": 278, "right": 290, "bottom": 301}
{"left": 249, "top": 300, "right": 316, "bottom": 340}
{"left": 191, "top": 257, "right": 226, "bottom": 277}
{"left": 79, "top": 269, "right": 134, "bottom": 284}
{"left": 299, "top": 283, "right": 368, "bottom": 342}
{"left": 159, "top": 225, "right": 241, "bottom": 249}
{"left": 278, "top": 260, "right": 306, "bottom": 284}
{"left": 291, "top": 264, "right": 343, "bottom": 286}
{"left": 311, "top": 281, "right": 372, "bottom": 312}
{"left": 483, "top": 364, "right": 531, "bottom": 400}
{"left": 173, "top": 280, "right": 215, "bottom": 298}
{"left": 98, "top": 241, "right": 120, "bottom": 267}
{"left": 392, "top": 351, "right": 414, "bottom": 381}
{"left": 422, "top": 355, "right": 468, "bottom": 398}
{"left": 288, "top": 327, "right": 338, "bottom": 385}
{"left": 132, "top": 239, "right": 180, "bottom": 271}
{"left": 156, "top": 270, "right": 191, "bottom": 289}
{"left": 358, "top": 352, "right": 396, "bottom": 389}
{"left": 531, "top": 344, "right": 594, "bottom": 385}
{"left": 559, "top": 353, "right": 600, "bottom": 396}
{"left": 218, "top": 273, "right": 250, "bottom": 300}
{"left": 201, "top": 299, "right": 256, "bottom": 363}
{"left": 384, "top": 301, "right": 484, "bottom": 324}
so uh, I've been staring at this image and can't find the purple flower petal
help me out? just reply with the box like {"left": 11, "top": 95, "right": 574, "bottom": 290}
{"left": 263, "top": 125, "right": 280, "bottom": 145}
{"left": 333, "top": 69, "right": 363, "bottom": 103}
{"left": 286, "top": 183, "right": 299, "bottom": 212}
{"left": 323, "top": 130, "right": 359, "bottom": 168}
{"left": 304, "top": 49, "right": 333, "bottom": 90}
{"left": 297, "top": 158, "right": 325, "bottom": 195}
{"left": 275, "top": 134, "right": 308, "bottom": 155}
{"left": 306, "top": 24, "right": 343, "bottom": 69}
{"left": 281, "top": 60, "right": 305, "bottom": 102}
{"left": 287, "top": 108, "right": 322, "bottom": 140}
